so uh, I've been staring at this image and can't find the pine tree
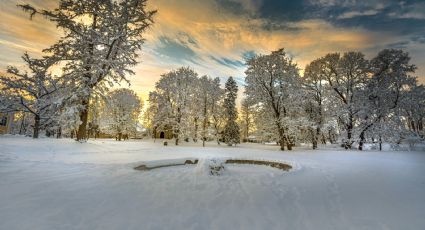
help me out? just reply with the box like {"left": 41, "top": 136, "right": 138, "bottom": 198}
{"left": 223, "top": 77, "right": 240, "bottom": 146}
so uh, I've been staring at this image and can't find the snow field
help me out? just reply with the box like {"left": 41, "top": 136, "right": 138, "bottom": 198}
{"left": 0, "top": 136, "right": 424, "bottom": 230}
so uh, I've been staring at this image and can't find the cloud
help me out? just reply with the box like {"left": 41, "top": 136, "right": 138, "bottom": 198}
{"left": 242, "top": 50, "right": 256, "bottom": 60}
{"left": 411, "top": 35, "right": 425, "bottom": 44}
{"left": 337, "top": 10, "right": 379, "bottom": 19}
{"left": 210, "top": 56, "right": 245, "bottom": 69}
{"left": 154, "top": 36, "right": 198, "bottom": 64}
{"left": 215, "top": 0, "right": 263, "bottom": 16}
{"left": 387, "top": 1, "right": 425, "bottom": 20}
{"left": 386, "top": 41, "right": 411, "bottom": 49}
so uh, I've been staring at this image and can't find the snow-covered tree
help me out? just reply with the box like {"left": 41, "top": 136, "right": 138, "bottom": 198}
{"left": 19, "top": 0, "right": 156, "bottom": 141}
{"left": 402, "top": 83, "right": 425, "bottom": 138}
{"left": 240, "top": 97, "right": 255, "bottom": 142}
{"left": 209, "top": 78, "right": 225, "bottom": 145}
{"left": 302, "top": 57, "right": 336, "bottom": 149}
{"left": 100, "top": 88, "right": 141, "bottom": 141}
{"left": 197, "top": 76, "right": 223, "bottom": 147}
{"left": 0, "top": 53, "right": 60, "bottom": 138}
{"left": 143, "top": 93, "right": 158, "bottom": 138}
{"left": 87, "top": 95, "right": 104, "bottom": 139}
{"left": 223, "top": 77, "right": 240, "bottom": 146}
{"left": 245, "top": 49, "right": 301, "bottom": 150}
{"left": 317, "top": 52, "right": 369, "bottom": 149}
{"left": 357, "top": 49, "right": 417, "bottom": 150}
{"left": 149, "top": 67, "right": 198, "bottom": 145}
{"left": 250, "top": 104, "right": 276, "bottom": 143}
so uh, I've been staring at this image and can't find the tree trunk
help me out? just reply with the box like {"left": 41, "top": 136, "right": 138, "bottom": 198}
{"left": 76, "top": 99, "right": 89, "bottom": 141}
{"left": 244, "top": 115, "right": 249, "bottom": 142}
{"left": 175, "top": 134, "right": 179, "bottom": 146}
{"left": 202, "top": 119, "right": 207, "bottom": 147}
{"left": 345, "top": 113, "right": 353, "bottom": 149}
{"left": 33, "top": 114, "right": 40, "bottom": 139}
{"left": 277, "top": 126, "right": 285, "bottom": 151}
{"left": 214, "top": 122, "right": 220, "bottom": 145}
{"left": 194, "top": 117, "right": 198, "bottom": 142}
{"left": 328, "top": 129, "right": 334, "bottom": 144}
{"left": 117, "top": 132, "right": 122, "bottom": 141}
{"left": 176, "top": 108, "right": 181, "bottom": 146}
{"left": 358, "top": 130, "right": 365, "bottom": 151}
{"left": 19, "top": 113, "right": 26, "bottom": 135}
{"left": 202, "top": 98, "right": 208, "bottom": 147}
{"left": 312, "top": 131, "right": 318, "bottom": 150}
{"left": 379, "top": 136, "right": 382, "bottom": 151}
{"left": 286, "top": 136, "right": 293, "bottom": 150}
{"left": 321, "top": 133, "right": 327, "bottom": 145}
{"left": 56, "top": 127, "right": 62, "bottom": 139}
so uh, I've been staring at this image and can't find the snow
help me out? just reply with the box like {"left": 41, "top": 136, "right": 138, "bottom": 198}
{"left": 1, "top": 136, "right": 425, "bottom": 230}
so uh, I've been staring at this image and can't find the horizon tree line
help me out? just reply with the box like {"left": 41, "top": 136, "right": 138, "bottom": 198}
{"left": 146, "top": 48, "right": 424, "bottom": 150}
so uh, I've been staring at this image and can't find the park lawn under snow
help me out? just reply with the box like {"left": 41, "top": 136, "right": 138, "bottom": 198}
{"left": 0, "top": 136, "right": 424, "bottom": 230}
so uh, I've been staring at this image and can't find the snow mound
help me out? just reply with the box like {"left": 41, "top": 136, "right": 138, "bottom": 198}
{"left": 193, "top": 158, "right": 226, "bottom": 176}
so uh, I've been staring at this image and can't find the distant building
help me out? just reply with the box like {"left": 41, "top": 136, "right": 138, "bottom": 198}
{"left": 0, "top": 113, "right": 14, "bottom": 134}
{"left": 154, "top": 126, "right": 173, "bottom": 139}
{"left": 246, "top": 135, "right": 262, "bottom": 143}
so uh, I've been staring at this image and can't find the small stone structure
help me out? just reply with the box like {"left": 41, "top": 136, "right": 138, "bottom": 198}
{"left": 134, "top": 158, "right": 292, "bottom": 173}
{"left": 154, "top": 128, "right": 173, "bottom": 139}
{"left": 0, "top": 113, "right": 14, "bottom": 135}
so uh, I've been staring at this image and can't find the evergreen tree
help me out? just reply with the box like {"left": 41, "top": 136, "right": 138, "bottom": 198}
{"left": 223, "top": 77, "right": 240, "bottom": 146}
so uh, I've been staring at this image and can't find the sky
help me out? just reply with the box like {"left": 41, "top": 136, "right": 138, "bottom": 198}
{"left": 1, "top": 0, "right": 425, "bottom": 103}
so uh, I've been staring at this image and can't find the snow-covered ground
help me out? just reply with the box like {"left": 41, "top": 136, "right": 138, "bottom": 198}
{"left": 0, "top": 136, "right": 424, "bottom": 230}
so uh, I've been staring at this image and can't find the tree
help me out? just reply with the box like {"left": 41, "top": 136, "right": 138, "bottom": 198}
{"left": 100, "top": 88, "right": 141, "bottom": 141}
{"left": 318, "top": 52, "right": 369, "bottom": 149}
{"left": 240, "top": 98, "right": 254, "bottom": 142}
{"left": 197, "top": 76, "right": 223, "bottom": 147}
{"left": 0, "top": 53, "right": 60, "bottom": 138}
{"left": 245, "top": 49, "right": 301, "bottom": 150}
{"left": 303, "top": 57, "right": 334, "bottom": 149}
{"left": 223, "top": 77, "right": 240, "bottom": 146}
{"left": 209, "top": 78, "right": 225, "bottom": 145}
{"left": 87, "top": 95, "right": 103, "bottom": 139}
{"left": 402, "top": 83, "right": 425, "bottom": 137}
{"left": 357, "top": 49, "right": 417, "bottom": 150}
{"left": 143, "top": 93, "right": 158, "bottom": 138}
{"left": 149, "top": 67, "right": 198, "bottom": 145}
{"left": 19, "top": 0, "right": 156, "bottom": 141}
